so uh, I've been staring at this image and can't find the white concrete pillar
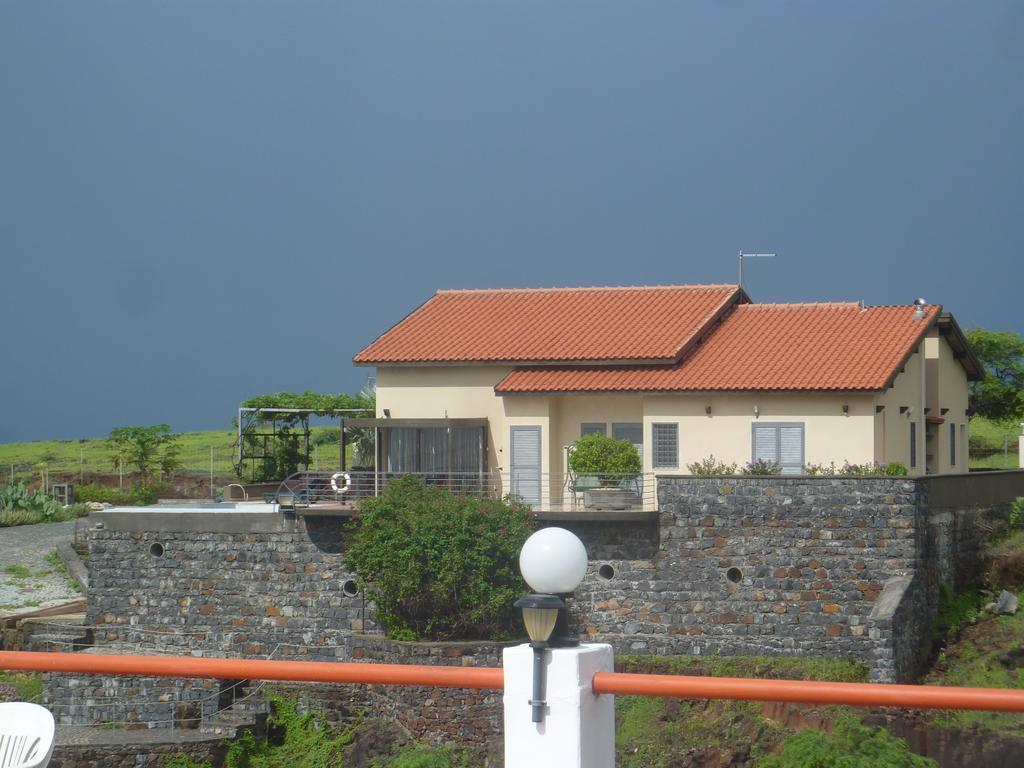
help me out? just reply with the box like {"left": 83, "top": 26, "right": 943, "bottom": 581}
{"left": 1019, "top": 424, "right": 1024, "bottom": 469}
{"left": 503, "top": 643, "right": 615, "bottom": 768}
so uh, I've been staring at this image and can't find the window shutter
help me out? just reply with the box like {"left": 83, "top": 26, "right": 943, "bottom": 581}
{"left": 510, "top": 427, "right": 541, "bottom": 505}
{"left": 779, "top": 425, "right": 804, "bottom": 475}
{"left": 753, "top": 424, "right": 779, "bottom": 463}
{"left": 910, "top": 422, "right": 917, "bottom": 468}
{"left": 950, "top": 423, "right": 956, "bottom": 467}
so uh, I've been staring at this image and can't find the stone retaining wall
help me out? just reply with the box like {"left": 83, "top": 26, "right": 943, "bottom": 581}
{"left": 48, "top": 472, "right": 1020, "bottom": 729}
{"left": 560, "top": 477, "right": 926, "bottom": 681}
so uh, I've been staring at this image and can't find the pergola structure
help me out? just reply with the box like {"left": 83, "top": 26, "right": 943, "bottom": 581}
{"left": 235, "top": 407, "right": 371, "bottom": 481}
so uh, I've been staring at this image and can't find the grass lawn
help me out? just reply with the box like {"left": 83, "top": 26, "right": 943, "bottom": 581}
{"left": 0, "top": 428, "right": 353, "bottom": 483}
{"left": 970, "top": 416, "right": 1021, "bottom": 470}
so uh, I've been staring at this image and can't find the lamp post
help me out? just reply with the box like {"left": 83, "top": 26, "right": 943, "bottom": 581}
{"left": 505, "top": 527, "right": 615, "bottom": 768}
{"left": 514, "top": 527, "right": 588, "bottom": 722}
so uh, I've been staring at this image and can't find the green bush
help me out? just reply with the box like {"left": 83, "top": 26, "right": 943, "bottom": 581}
{"left": 1010, "top": 497, "right": 1024, "bottom": 530}
{"left": 0, "top": 482, "right": 85, "bottom": 526}
{"left": 225, "top": 695, "right": 352, "bottom": 768}
{"left": 883, "top": 462, "right": 909, "bottom": 476}
{"left": 568, "top": 433, "right": 641, "bottom": 486}
{"left": 75, "top": 482, "right": 167, "bottom": 506}
{"left": 759, "top": 718, "right": 936, "bottom": 767}
{"left": 686, "top": 455, "right": 738, "bottom": 475}
{"left": 345, "top": 475, "right": 534, "bottom": 640}
{"left": 375, "top": 746, "right": 472, "bottom": 768}
{"left": 741, "top": 459, "right": 781, "bottom": 475}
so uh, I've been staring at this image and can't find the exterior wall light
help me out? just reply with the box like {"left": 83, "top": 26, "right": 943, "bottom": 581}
{"left": 842, "top": 405, "right": 849, "bottom": 416}
{"left": 515, "top": 528, "right": 589, "bottom": 724}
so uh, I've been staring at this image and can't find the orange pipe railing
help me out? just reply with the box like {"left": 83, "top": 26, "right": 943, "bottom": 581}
{"left": 0, "top": 651, "right": 504, "bottom": 690}
{"left": 5, "top": 650, "right": 1024, "bottom": 713}
{"left": 591, "top": 672, "right": 1024, "bottom": 713}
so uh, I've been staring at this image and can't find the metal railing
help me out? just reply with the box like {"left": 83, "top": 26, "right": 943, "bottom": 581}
{"left": 4, "top": 649, "right": 1024, "bottom": 711}
{"left": 271, "top": 470, "right": 659, "bottom": 513}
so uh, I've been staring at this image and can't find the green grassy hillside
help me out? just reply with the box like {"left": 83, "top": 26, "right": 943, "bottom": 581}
{"left": 0, "top": 428, "right": 348, "bottom": 482}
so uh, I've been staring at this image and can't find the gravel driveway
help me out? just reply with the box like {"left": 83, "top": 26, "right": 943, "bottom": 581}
{"left": 0, "top": 520, "right": 81, "bottom": 616}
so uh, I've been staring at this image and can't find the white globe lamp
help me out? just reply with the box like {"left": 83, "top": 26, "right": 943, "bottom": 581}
{"left": 519, "top": 527, "right": 588, "bottom": 595}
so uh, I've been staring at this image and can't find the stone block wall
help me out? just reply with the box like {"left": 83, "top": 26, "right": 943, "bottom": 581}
{"left": 350, "top": 635, "right": 510, "bottom": 747}
{"left": 559, "top": 478, "right": 925, "bottom": 680}
{"left": 86, "top": 516, "right": 369, "bottom": 657}
{"left": 49, "top": 472, "right": 1020, "bottom": 728}
{"left": 44, "top": 647, "right": 221, "bottom": 727}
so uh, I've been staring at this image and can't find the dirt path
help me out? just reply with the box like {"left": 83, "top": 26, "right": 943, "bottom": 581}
{"left": 0, "top": 520, "right": 80, "bottom": 615}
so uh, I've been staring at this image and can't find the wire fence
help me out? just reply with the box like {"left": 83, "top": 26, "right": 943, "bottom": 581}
{"left": 3, "top": 445, "right": 351, "bottom": 489}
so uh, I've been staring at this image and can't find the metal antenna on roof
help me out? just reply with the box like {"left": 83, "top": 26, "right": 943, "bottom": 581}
{"left": 738, "top": 252, "right": 776, "bottom": 291}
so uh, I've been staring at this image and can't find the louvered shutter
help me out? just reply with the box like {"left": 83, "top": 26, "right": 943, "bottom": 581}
{"left": 510, "top": 426, "right": 541, "bottom": 505}
{"left": 779, "top": 425, "right": 804, "bottom": 475}
{"left": 752, "top": 424, "right": 779, "bottom": 464}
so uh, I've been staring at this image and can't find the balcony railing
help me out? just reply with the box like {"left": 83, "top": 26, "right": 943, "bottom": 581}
{"left": 273, "top": 470, "right": 659, "bottom": 514}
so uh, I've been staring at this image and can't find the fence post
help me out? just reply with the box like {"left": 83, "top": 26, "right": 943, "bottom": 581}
{"left": 210, "top": 446, "right": 215, "bottom": 498}
{"left": 503, "top": 643, "right": 615, "bottom": 768}
{"left": 80, "top": 447, "right": 84, "bottom": 485}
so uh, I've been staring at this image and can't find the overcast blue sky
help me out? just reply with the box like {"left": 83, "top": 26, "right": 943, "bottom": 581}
{"left": 2, "top": 1, "right": 1022, "bottom": 443}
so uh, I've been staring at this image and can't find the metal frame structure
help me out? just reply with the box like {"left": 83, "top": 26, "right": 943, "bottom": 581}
{"left": 235, "top": 407, "right": 371, "bottom": 481}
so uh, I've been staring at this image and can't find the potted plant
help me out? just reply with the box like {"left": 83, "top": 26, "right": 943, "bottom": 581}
{"left": 567, "top": 433, "right": 642, "bottom": 510}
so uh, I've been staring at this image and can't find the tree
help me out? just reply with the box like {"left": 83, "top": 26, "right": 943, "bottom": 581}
{"left": 965, "top": 328, "right": 1024, "bottom": 422}
{"left": 107, "top": 425, "right": 181, "bottom": 482}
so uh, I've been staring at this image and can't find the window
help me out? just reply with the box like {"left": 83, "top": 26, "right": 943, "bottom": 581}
{"left": 751, "top": 423, "right": 805, "bottom": 475}
{"left": 950, "top": 423, "right": 956, "bottom": 467}
{"left": 652, "top": 424, "right": 678, "bottom": 469}
{"left": 580, "top": 423, "right": 606, "bottom": 437}
{"left": 613, "top": 422, "right": 644, "bottom": 465}
{"left": 960, "top": 424, "right": 967, "bottom": 468}
{"left": 910, "top": 422, "right": 917, "bottom": 468}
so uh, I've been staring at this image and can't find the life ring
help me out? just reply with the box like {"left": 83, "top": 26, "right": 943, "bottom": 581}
{"left": 330, "top": 472, "right": 351, "bottom": 494}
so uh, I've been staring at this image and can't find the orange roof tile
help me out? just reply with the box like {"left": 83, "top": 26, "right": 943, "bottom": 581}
{"left": 495, "top": 303, "right": 942, "bottom": 393}
{"left": 353, "top": 285, "right": 740, "bottom": 364}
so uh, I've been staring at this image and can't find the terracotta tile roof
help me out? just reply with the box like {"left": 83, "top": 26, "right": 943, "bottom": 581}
{"left": 495, "top": 303, "right": 942, "bottom": 393}
{"left": 353, "top": 285, "right": 741, "bottom": 364}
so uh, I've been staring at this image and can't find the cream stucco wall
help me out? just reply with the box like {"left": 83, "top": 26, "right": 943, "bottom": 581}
{"left": 927, "top": 334, "right": 970, "bottom": 473}
{"left": 372, "top": 340, "right": 970, "bottom": 487}
{"left": 641, "top": 393, "right": 877, "bottom": 472}
{"left": 874, "top": 346, "right": 926, "bottom": 476}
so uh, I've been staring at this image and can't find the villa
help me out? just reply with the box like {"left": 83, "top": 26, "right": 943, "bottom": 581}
{"left": 352, "top": 284, "right": 981, "bottom": 511}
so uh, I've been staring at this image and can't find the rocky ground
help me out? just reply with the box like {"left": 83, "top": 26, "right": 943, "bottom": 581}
{"left": 0, "top": 519, "right": 80, "bottom": 615}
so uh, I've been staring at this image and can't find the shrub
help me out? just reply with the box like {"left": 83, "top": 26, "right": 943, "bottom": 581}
{"left": 759, "top": 717, "right": 936, "bottom": 767}
{"left": 836, "top": 461, "right": 877, "bottom": 476}
{"left": 802, "top": 462, "right": 829, "bottom": 476}
{"left": 568, "top": 433, "right": 641, "bottom": 486}
{"left": 345, "top": 475, "right": 534, "bottom": 640}
{"left": 686, "top": 456, "right": 738, "bottom": 476}
{"left": 0, "top": 482, "right": 85, "bottom": 526}
{"left": 1009, "top": 497, "right": 1024, "bottom": 530}
{"left": 75, "top": 482, "right": 167, "bottom": 506}
{"left": 740, "top": 459, "right": 781, "bottom": 475}
{"left": 883, "top": 461, "right": 909, "bottom": 476}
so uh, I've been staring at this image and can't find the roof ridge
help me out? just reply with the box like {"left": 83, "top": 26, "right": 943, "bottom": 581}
{"left": 435, "top": 284, "right": 738, "bottom": 295}
{"left": 739, "top": 301, "right": 862, "bottom": 310}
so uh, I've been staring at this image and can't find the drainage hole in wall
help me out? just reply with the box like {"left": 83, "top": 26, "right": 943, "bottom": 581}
{"left": 342, "top": 579, "right": 359, "bottom": 597}
{"left": 725, "top": 567, "right": 742, "bottom": 583}
{"left": 149, "top": 542, "right": 165, "bottom": 558}
{"left": 598, "top": 564, "right": 616, "bottom": 580}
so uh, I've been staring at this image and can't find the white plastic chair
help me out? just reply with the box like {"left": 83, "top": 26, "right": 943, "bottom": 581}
{"left": 0, "top": 703, "right": 55, "bottom": 768}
